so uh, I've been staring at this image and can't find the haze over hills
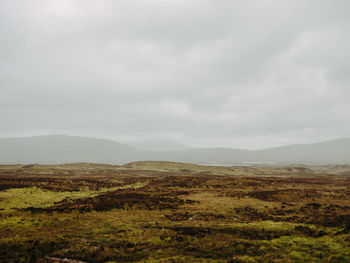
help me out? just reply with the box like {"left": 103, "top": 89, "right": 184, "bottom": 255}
{"left": 129, "top": 140, "right": 190, "bottom": 151}
{"left": 0, "top": 135, "right": 142, "bottom": 164}
{"left": 0, "top": 135, "right": 349, "bottom": 165}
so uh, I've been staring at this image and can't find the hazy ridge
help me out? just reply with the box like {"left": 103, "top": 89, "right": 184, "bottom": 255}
{"left": 0, "top": 135, "right": 349, "bottom": 165}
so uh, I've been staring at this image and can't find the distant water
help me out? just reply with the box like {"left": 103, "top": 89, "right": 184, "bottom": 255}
{"left": 242, "top": 161, "right": 276, "bottom": 165}
{"left": 197, "top": 162, "right": 249, "bottom": 167}
{"left": 197, "top": 161, "right": 276, "bottom": 167}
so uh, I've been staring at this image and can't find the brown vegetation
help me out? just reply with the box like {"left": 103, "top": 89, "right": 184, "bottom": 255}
{"left": 0, "top": 162, "right": 350, "bottom": 262}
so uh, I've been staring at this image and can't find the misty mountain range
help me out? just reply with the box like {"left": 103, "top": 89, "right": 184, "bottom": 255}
{"left": 0, "top": 135, "right": 349, "bottom": 165}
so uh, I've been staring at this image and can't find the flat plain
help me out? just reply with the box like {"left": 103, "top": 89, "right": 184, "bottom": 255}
{"left": 1, "top": 162, "right": 350, "bottom": 263}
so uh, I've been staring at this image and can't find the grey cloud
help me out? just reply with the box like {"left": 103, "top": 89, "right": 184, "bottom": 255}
{"left": 0, "top": 0, "right": 349, "bottom": 149}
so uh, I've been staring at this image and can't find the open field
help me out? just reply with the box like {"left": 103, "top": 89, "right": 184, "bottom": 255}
{"left": 1, "top": 162, "right": 350, "bottom": 262}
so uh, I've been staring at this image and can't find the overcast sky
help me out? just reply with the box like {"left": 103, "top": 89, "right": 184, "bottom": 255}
{"left": 0, "top": 0, "right": 349, "bottom": 149}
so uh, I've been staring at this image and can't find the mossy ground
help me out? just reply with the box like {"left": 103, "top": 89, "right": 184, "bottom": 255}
{"left": 0, "top": 163, "right": 350, "bottom": 262}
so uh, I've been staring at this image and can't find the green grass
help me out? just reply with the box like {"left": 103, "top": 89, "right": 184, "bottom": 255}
{"left": 0, "top": 187, "right": 99, "bottom": 210}
{"left": 0, "top": 181, "right": 148, "bottom": 211}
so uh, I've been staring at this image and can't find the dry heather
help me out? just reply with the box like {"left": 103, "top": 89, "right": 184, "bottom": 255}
{"left": 0, "top": 162, "right": 350, "bottom": 262}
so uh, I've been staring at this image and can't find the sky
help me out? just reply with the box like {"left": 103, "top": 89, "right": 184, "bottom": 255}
{"left": 0, "top": 0, "right": 349, "bottom": 150}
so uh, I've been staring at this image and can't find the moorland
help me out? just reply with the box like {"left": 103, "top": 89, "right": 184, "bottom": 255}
{"left": 1, "top": 161, "right": 350, "bottom": 262}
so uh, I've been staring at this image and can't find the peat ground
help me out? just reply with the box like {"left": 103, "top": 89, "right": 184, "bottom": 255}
{"left": 0, "top": 162, "right": 350, "bottom": 262}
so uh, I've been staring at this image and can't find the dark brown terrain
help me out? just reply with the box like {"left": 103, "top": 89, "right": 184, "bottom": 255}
{"left": 1, "top": 162, "right": 350, "bottom": 262}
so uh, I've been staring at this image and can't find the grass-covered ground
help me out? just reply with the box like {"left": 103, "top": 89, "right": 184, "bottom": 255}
{"left": 0, "top": 162, "right": 350, "bottom": 262}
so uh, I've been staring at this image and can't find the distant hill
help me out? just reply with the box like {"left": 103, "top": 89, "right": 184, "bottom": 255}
{"left": 0, "top": 135, "right": 349, "bottom": 165}
{"left": 258, "top": 138, "right": 350, "bottom": 164}
{"left": 129, "top": 140, "right": 190, "bottom": 151}
{"left": 0, "top": 135, "right": 141, "bottom": 164}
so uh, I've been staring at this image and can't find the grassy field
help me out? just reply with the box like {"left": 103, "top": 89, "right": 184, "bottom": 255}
{"left": 0, "top": 162, "right": 350, "bottom": 262}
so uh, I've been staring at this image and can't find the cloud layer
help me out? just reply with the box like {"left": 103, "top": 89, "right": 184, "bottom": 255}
{"left": 1, "top": 0, "right": 349, "bottom": 149}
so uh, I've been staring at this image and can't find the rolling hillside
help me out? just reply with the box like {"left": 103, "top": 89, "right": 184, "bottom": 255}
{"left": 0, "top": 135, "right": 349, "bottom": 165}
